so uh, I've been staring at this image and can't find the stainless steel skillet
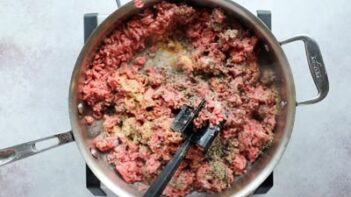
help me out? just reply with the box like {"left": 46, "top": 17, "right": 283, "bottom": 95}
{"left": 0, "top": 0, "right": 329, "bottom": 196}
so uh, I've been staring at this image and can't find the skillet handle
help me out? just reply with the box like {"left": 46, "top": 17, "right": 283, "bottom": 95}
{"left": 280, "top": 35, "right": 329, "bottom": 105}
{"left": 0, "top": 131, "right": 74, "bottom": 167}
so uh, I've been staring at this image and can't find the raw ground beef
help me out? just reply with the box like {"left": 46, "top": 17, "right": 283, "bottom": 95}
{"left": 133, "top": 0, "right": 144, "bottom": 8}
{"left": 79, "top": 2, "right": 278, "bottom": 196}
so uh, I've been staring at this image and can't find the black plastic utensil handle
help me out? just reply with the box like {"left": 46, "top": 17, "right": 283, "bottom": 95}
{"left": 143, "top": 134, "right": 193, "bottom": 197}
{"left": 193, "top": 99, "right": 206, "bottom": 117}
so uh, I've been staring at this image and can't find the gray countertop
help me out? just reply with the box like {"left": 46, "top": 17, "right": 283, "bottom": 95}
{"left": 0, "top": 0, "right": 350, "bottom": 196}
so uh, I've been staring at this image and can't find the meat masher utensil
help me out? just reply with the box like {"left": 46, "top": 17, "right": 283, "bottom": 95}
{"left": 144, "top": 99, "right": 226, "bottom": 197}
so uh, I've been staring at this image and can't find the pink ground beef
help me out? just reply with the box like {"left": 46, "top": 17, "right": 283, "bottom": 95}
{"left": 196, "top": 162, "right": 234, "bottom": 192}
{"left": 81, "top": 2, "right": 278, "bottom": 196}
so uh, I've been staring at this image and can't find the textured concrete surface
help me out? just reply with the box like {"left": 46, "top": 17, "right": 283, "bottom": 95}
{"left": 0, "top": 0, "right": 350, "bottom": 197}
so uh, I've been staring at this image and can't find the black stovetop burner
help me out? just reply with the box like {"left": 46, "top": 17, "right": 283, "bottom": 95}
{"left": 83, "top": 10, "right": 273, "bottom": 196}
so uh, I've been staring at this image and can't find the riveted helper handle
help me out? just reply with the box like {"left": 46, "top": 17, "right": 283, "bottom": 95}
{"left": 0, "top": 131, "right": 74, "bottom": 167}
{"left": 280, "top": 35, "right": 329, "bottom": 105}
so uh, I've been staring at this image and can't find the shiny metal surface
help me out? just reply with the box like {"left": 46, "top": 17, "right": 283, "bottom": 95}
{"left": 69, "top": 0, "right": 298, "bottom": 196}
{"left": 280, "top": 35, "right": 329, "bottom": 105}
{"left": 0, "top": 131, "right": 74, "bottom": 167}
{"left": 115, "top": 0, "right": 121, "bottom": 8}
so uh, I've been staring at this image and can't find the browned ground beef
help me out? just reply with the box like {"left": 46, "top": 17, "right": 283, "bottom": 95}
{"left": 79, "top": 2, "right": 278, "bottom": 196}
